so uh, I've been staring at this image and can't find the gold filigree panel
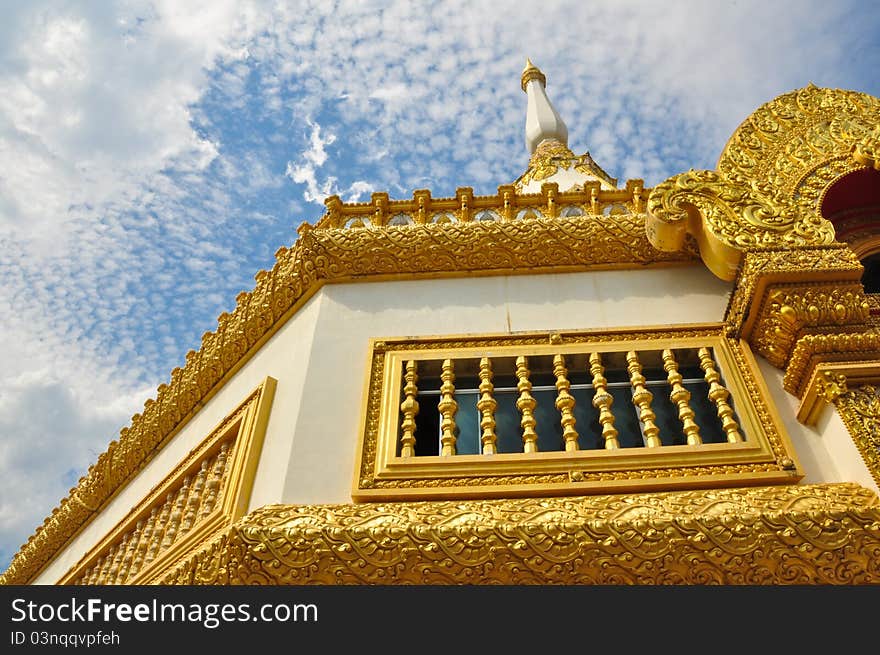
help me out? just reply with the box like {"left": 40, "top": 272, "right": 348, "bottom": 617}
{"left": 1, "top": 378, "right": 275, "bottom": 586}
{"left": 717, "top": 85, "right": 880, "bottom": 211}
{"left": 354, "top": 326, "right": 802, "bottom": 501}
{"left": 160, "top": 483, "right": 880, "bottom": 585}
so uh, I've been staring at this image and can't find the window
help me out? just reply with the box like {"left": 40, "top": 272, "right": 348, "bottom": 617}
{"left": 353, "top": 326, "right": 801, "bottom": 500}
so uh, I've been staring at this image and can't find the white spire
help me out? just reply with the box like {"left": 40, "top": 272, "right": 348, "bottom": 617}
{"left": 521, "top": 59, "right": 568, "bottom": 154}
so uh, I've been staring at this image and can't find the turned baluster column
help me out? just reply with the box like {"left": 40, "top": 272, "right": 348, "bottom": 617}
{"left": 698, "top": 347, "right": 743, "bottom": 443}
{"left": 477, "top": 357, "right": 498, "bottom": 455}
{"left": 590, "top": 352, "right": 619, "bottom": 449}
{"left": 399, "top": 360, "right": 420, "bottom": 458}
{"left": 438, "top": 359, "right": 458, "bottom": 456}
{"left": 627, "top": 351, "right": 661, "bottom": 447}
{"left": 663, "top": 349, "right": 702, "bottom": 445}
{"left": 516, "top": 356, "right": 539, "bottom": 453}
{"left": 553, "top": 354, "right": 579, "bottom": 451}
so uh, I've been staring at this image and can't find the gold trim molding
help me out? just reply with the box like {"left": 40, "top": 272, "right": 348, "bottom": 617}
{"left": 160, "top": 483, "right": 880, "bottom": 585}
{"left": 723, "top": 246, "right": 869, "bottom": 370}
{"left": 835, "top": 387, "right": 880, "bottom": 488}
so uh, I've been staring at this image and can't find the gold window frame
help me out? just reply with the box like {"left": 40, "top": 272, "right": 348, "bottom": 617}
{"left": 60, "top": 377, "right": 276, "bottom": 585}
{"left": 353, "top": 325, "right": 802, "bottom": 500}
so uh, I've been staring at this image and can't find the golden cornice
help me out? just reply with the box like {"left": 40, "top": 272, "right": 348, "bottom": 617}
{"left": 1, "top": 212, "right": 697, "bottom": 585}
{"left": 159, "top": 483, "right": 880, "bottom": 584}
{"left": 784, "top": 332, "right": 880, "bottom": 398}
{"left": 747, "top": 282, "right": 870, "bottom": 369}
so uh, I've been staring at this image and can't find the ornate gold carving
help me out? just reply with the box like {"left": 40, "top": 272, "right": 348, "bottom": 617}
{"left": 835, "top": 387, "right": 880, "bottom": 487}
{"left": 816, "top": 370, "right": 849, "bottom": 402}
{"left": 853, "top": 125, "right": 880, "bottom": 170}
{"left": 646, "top": 170, "right": 835, "bottom": 281}
{"left": 725, "top": 245, "right": 864, "bottom": 338}
{"left": 699, "top": 347, "right": 743, "bottom": 443}
{"left": 749, "top": 282, "right": 870, "bottom": 368}
{"left": 516, "top": 140, "right": 617, "bottom": 191}
{"left": 718, "top": 85, "right": 880, "bottom": 211}
{"left": 589, "top": 352, "right": 619, "bottom": 450}
{"left": 161, "top": 483, "right": 880, "bottom": 585}
{"left": 626, "top": 351, "right": 660, "bottom": 448}
{"left": 399, "top": 360, "right": 419, "bottom": 458}
{"left": 784, "top": 331, "right": 880, "bottom": 397}
{"left": 553, "top": 354, "right": 579, "bottom": 452}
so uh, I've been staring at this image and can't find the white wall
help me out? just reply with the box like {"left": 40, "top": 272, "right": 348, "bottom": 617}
{"left": 756, "top": 357, "right": 879, "bottom": 495}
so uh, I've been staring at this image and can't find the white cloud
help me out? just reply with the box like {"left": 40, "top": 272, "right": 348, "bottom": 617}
{"left": 285, "top": 119, "right": 373, "bottom": 204}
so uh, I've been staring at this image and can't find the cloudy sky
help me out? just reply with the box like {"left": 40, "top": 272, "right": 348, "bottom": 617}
{"left": 1, "top": 0, "right": 879, "bottom": 572}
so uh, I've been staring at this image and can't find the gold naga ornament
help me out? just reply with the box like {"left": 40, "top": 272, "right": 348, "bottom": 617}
{"left": 646, "top": 85, "right": 880, "bottom": 282}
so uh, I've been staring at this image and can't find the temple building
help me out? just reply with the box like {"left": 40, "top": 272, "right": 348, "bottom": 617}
{"left": 3, "top": 61, "right": 880, "bottom": 585}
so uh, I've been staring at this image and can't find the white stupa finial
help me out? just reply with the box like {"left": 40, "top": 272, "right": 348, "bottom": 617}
{"left": 521, "top": 59, "right": 568, "bottom": 154}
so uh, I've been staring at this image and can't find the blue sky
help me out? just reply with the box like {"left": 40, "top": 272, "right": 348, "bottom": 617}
{"left": 1, "top": 0, "right": 879, "bottom": 573}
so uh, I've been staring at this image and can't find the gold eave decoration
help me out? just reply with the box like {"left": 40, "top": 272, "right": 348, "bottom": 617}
{"left": 647, "top": 86, "right": 880, "bottom": 282}
{"left": 1, "top": 209, "right": 694, "bottom": 586}
{"left": 160, "top": 483, "right": 880, "bottom": 585}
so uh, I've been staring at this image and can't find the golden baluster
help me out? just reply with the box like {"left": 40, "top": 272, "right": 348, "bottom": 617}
{"left": 199, "top": 443, "right": 229, "bottom": 519}
{"left": 181, "top": 461, "right": 209, "bottom": 534}
{"left": 477, "top": 357, "right": 498, "bottom": 454}
{"left": 129, "top": 507, "right": 157, "bottom": 577}
{"left": 553, "top": 354, "right": 579, "bottom": 451}
{"left": 115, "top": 522, "right": 142, "bottom": 584}
{"left": 145, "top": 492, "right": 175, "bottom": 565}
{"left": 85, "top": 559, "right": 102, "bottom": 585}
{"left": 438, "top": 359, "right": 458, "bottom": 456}
{"left": 98, "top": 548, "right": 115, "bottom": 584}
{"left": 106, "top": 533, "right": 128, "bottom": 584}
{"left": 698, "top": 347, "right": 743, "bottom": 443}
{"left": 399, "top": 360, "right": 420, "bottom": 458}
{"left": 663, "top": 349, "right": 702, "bottom": 445}
{"left": 161, "top": 477, "right": 190, "bottom": 549}
{"left": 515, "top": 356, "right": 539, "bottom": 453}
{"left": 626, "top": 351, "right": 661, "bottom": 447}
{"left": 590, "top": 352, "right": 619, "bottom": 449}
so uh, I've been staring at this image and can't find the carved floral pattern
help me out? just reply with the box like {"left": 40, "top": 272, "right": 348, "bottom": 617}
{"left": 160, "top": 483, "right": 880, "bottom": 585}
